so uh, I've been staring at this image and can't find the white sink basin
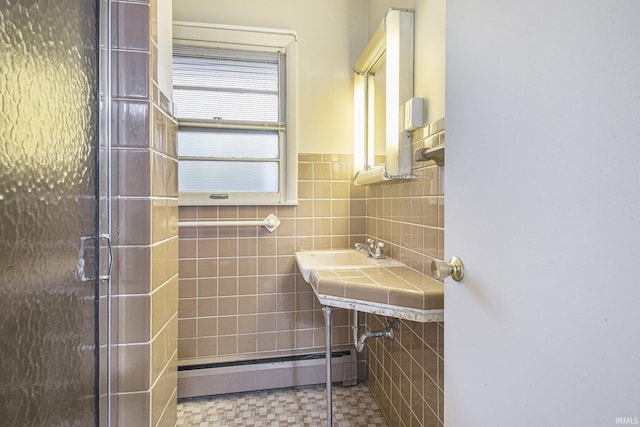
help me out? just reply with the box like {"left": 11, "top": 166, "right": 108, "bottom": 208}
{"left": 295, "top": 249, "right": 402, "bottom": 282}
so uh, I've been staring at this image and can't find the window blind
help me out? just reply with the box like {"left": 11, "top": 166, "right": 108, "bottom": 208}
{"left": 173, "top": 44, "right": 287, "bottom": 200}
{"left": 173, "top": 45, "right": 286, "bottom": 125}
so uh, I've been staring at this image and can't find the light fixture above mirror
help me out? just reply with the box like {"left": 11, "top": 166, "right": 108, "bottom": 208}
{"left": 353, "top": 8, "right": 414, "bottom": 185}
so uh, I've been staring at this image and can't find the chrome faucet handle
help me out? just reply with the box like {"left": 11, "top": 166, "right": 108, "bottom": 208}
{"left": 366, "top": 238, "right": 375, "bottom": 248}
{"left": 374, "top": 242, "right": 385, "bottom": 258}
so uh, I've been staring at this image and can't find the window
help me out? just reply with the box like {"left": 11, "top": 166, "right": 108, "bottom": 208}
{"left": 172, "top": 23, "right": 298, "bottom": 205}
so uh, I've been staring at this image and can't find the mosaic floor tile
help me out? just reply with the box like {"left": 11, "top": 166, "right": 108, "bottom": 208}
{"left": 177, "top": 383, "right": 388, "bottom": 427}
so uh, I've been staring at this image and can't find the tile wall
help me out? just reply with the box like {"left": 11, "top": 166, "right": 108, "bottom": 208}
{"left": 177, "top": 154, "right": 366, "bottom": 363}
{"left": 365, "top": 118, "right": 446, "bottom": 427}
{"left": 176, "top": 122, "right": 445, "bottom": 425}
{"left": 110, "top": 1, "right": 179, "bottom": 426}
{"left": 107, "top": 2, "right": 442, "bottom": 424}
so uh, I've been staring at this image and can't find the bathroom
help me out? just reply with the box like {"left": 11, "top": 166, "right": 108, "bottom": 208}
{"left": 1, "top": 0, "right": 639, "bottom": 426}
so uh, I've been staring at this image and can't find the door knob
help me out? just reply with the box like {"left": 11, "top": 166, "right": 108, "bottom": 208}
{"left": 431, "top": 256, "right": 465, "bottom": 281}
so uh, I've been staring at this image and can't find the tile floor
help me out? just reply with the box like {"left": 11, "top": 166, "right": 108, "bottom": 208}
{"left": 177, "top": 383, "right": 388, "bottom": 427}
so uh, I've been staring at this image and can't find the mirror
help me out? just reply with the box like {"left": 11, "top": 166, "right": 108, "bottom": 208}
{"left": 372, "top": 58, "right": 386, "bottom": 168}
{"left": 353, "top": 8, "right": 414, "bottom": 185}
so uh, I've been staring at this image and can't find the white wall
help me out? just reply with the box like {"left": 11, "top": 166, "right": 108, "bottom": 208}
{"left": 158, "top": 0, "right": 173, "bottom": 98}
{"left": 172, "top": 1, "right": 446, "bottom": 151}
{"left": 368, "top": 0, "right": 446, "bottom": 124}
{"left": 173, "top": 0, "right": 368, "bottom": 154}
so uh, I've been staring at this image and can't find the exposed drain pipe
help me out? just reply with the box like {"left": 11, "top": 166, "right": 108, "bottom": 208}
{"left": 352, "top": 310, "right": 399, "bottom": 352}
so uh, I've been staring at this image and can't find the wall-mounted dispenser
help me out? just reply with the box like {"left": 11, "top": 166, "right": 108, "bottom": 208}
{"left": 404, "top": 97, "right": 424, "bottom": 131}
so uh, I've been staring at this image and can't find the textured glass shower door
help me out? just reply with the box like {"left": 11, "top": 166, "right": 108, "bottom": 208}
{"left": 0, "top": 0, "right": 100, "bottom": 425}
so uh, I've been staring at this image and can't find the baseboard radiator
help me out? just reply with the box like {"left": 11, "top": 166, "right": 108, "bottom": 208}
{"left": 178, "top": 347, "right": 358, "bottom": 399}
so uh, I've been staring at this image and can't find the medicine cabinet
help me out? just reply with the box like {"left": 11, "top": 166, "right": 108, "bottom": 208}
{"left": 353, "top": 8, "right": 414, "bottom": 185}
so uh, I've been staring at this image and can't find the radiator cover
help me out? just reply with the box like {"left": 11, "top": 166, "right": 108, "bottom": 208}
{"left": 178, "top": 348, "right": 358, "bottom": 399}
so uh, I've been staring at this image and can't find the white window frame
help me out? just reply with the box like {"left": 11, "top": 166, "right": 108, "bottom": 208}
{"left": 173, "top": 21, "right": 298, "bottom": 206}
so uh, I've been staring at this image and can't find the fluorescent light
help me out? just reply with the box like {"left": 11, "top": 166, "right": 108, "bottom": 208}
{"left": 353, "top": 73, "right": 366, "bottom": 174}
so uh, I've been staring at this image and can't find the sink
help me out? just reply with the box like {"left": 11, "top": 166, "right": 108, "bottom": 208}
{"left": 295, "top": 249, "right": 402, "bottom": 282}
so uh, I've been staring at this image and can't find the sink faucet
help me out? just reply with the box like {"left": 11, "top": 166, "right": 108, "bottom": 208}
{"left": 355, "top": 238, "right": 385, "bottom": 259}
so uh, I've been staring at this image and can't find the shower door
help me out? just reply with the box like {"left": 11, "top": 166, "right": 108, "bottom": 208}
{"left": 0, "top": 0, "right": 100, "bottom": 425}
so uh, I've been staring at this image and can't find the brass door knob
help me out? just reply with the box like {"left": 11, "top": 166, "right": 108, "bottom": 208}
{"left": 431, "top": 256, "right": 465, "bottom": 281}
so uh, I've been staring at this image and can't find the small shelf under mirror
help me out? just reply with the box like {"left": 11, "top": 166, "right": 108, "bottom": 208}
{"left": 415, "top": 144, "right": 445, "bottom": 166}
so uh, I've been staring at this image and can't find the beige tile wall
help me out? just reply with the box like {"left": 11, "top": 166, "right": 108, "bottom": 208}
{"left": 110, "top": 0, "right": 179, "bottom": 425}
{"left": 176, "top": 126, "right": 445, "bottom": 424}
{"left": 365, "top": 118, "right": 446, "bottom": 427}
{"left": 109, "top": 1, "right": 442, "bottom": 424}
{"left": 178, "top": 154, "right": 366, "bottom": 363}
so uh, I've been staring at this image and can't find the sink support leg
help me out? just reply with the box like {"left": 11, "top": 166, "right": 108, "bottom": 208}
{"left": 322, "top": 306, "right": 333, "bottom": 427}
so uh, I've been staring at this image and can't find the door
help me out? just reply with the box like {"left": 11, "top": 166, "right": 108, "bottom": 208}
{"left": 445, "top": 1, "right": 640, "bottom": 425}
{"left": 0, "top": 0, "right": 100, "bottom": 425}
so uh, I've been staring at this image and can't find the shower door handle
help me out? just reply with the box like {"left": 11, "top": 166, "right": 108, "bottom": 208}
{"left": 99, "top": 234, "right": 112, "bottom": 281}
{"left": 77, "top": 234, "right": 112, "bottom": 282}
